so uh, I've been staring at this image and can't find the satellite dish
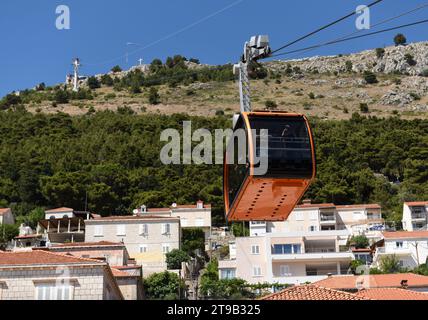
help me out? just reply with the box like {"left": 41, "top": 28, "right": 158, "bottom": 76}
{"left": 133, "top": 209, "right": 139, "bottom": 215}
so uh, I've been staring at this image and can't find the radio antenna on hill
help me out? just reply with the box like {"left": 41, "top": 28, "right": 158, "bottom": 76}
{"left": 72, "top": 58, "right": 81, "bottom": 92}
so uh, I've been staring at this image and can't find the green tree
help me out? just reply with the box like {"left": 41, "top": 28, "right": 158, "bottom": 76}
{"left": 111, "top": 65, "right": 122, "bottom": 73}
{"left": 148, "top": 87, "right": 161, "bottom": 105}
{"left": 0, "top": 93, "right": 22, "bottom": 110}
{"left": 265, "top": 100, "right": 278, "bottom": 110}
{"left": 379, "top": 254, "right": 401, "bottom": 273}
{"left": 54, "top": 89, "right": 70, "bottom": 104}
{"left": 363, "top": 71, "right": 378, "bottom": 84}
{"left": 182, "top": 228, "right": 206, "bottom": 256}
{"left": 87, "top": 77, "right": 101, "bottom": 90}
{"left": 350, "top": 260, "right": 365, "bottom": 275}
{"left": 100, "top": 74, "right": 114, "bottom": 86}
{"left": 166, "top": 249, "right": 190, "bottom": 270}
{"left": 394, "top": 33, "right": 407, "bottom": 46}
{"left": 350, "top": 235, "right": 370, "bottom": 249}
{"left": 0, "top": 224, "right": 19, "bottom": 246}
{"left": 360, "top": 103, "right": 369, "bottom": 113}
{"left": 375, "top": 48, "right": 385, "bottom": 59}
{"left": 143, "top": 271, "right": 187, "bottom": 300}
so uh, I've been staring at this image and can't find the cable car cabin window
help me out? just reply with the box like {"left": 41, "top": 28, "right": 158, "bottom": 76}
{"left": 249, "top": 116, "right": 313, "bottom": 179}
{"left": 226, "top": 118, "right": 249, "bottom": 209}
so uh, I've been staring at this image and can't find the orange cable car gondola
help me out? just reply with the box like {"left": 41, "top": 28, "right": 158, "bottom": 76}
{"left": 224, "top": 111, "right": 316, "bottom": 222}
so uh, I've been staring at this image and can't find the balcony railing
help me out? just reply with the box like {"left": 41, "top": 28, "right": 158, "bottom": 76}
{"left": 305, "top": 248, "right": 336, "bottom": 253}
{"left": 367, "top": 215, "right": 382, "bottom": 220}
{"left": 320, "top": 215, "right": 336, "bottom": 222}
{"left": 411, "top": 214, "right": 426, "bottom": 220}
{"left": 306, "top": 268, "right": 349, "bottom": 276}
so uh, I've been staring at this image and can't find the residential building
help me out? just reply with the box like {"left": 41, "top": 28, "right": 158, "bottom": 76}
{"left": 37, "top": 207, "right": 97, "bottom": 244}
{"left": 373, "top": 231, "right": 428, "bottom": 269}
{"left": 313, "top": 273, "right": 428, "bottom": 292}
{"left": 402, "top": 201, "right": 428, "bottom": 231}
{"left": 42, "top": 242, "right": 143, "bottom": 300}
{"left": 85, "top": 215, "right": 181, "bottom": 276}
{"left": 0, "top": 208, "right": 14, "bottom": 225}
{"left": 218, "top": 230, "right": 353, "bottom": 285}
{"left": 134, "top": 201, "right": 212, "bottom": 240}
{"left": 249, "top": 202, "right": 384, "bottom": 242}
{"left": 0, "top": 250, "right": 123, "bottom": 300}
{"left": 261, "top": 284, "right": 369, "bottom": 300}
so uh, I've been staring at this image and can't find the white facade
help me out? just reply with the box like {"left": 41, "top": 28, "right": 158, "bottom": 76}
{"left": 0, "top": 208, "right": 15, "bottom": 225}
{"left": 402, "top": 202, "right": 428, "bottom": 231}
{"left": 85, "top": 216, "right": 181, "bottom": 276}
{"left": 219, "top": 230, "right": 354, "bottom": 286}
{"left": 134, "top": 201, "right": 212, "bottom": 240}
{"left": 373, "top": 231, "right": 428, "bottom": 270}
{"left": 250, "top": 203, "right": 384, "bottom": 242}
{"left": 44, "top": 207, "right": 75, "bottom": 220}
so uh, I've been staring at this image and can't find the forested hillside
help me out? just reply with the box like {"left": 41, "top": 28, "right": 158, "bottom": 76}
{"left": 0, "top": 109, "right": 426, "bottom": 226}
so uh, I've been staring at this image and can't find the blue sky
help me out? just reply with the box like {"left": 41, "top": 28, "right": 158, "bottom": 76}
{"left": 1, "top": 0, "right": 428, "bottom": 97}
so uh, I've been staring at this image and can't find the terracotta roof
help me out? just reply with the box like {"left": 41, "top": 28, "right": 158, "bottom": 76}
{"left": 45, "top": 207, "right": 74, "bottom": 213}
{"left": 405, "top": 201, "right": 428, "bottom": 207}
{"left": 91, "top": 215, "right": 180, "bottom": 221}
{"left": 111, "top": 268, "right": 139, "bottom": 278}
{"left": 336, "top": 204, "right": 381, "bottom": 210}
{"left": 261, "top": 285, "right": 369, "bottom": 300}
{"left": 356, "top": 288, "right": 428, "bottom": 300}
{"left": 14, "top": 234, "right": 42, "bottom": 240}
{"left": 0, "top": 208, "right": 11, "bottom": 215}
{"left": 383, "top": 231, "right": 428, "bottom": 239}
{"left": 314, "top": 274, "right": 428, "bottom": 290}
{"left": 296, "top": 203, "right": 336, "bottom": 209}
{"left": 51, "top": 241, "right": 125, "bottom": 248}
{"left": 146, "top": 208, "right": 171, "bottom": 212}
{"left": 0, "top": 250, "right": 105, "bottom": 267}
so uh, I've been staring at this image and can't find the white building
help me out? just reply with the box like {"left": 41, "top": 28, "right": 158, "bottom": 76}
{"left": 134, "top": 201, "right": 212, "bottom": 240}
{"left": 0, "top": 208, "right": 15, "bottom": 225}
{"left": 219, "top": 230, "right": 353, "bottom": 285}
{"left": 250, "top": 202, "right": 384, "bottom": 242}
{"left": 85, "top": 215, "right": 181, "bottom": 276}
{"left": 373, "top": 231, "right": 428, "bottom": 269}
{"left": 402, "top": 202, "right": 428, "bottom": 231}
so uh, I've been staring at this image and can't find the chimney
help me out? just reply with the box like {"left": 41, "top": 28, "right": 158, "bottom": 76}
{"left": 401, "top": 280, "right": 409, "bottom": 290}
{"left": 302, "top": 199, "right": 312, "bottom": 205}
{"left": 197, "top": 200, "right": 204, "bottom": 209}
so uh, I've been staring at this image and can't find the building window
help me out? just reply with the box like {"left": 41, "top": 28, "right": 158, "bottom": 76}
{"left": 139, "top": 224, "right": 149, "bottom": 236}
{"left": 35, "top": 283, "right": 73, "bottom": 300}
{"left": 280, "top": 265, "right": 291, "bottom": 277}
{"left": 253, "top": 266, "right": 262, "bottom": 277}
{"left": 139, "top": 245, "right": 148, "bottom": 253}
{"left": 295, "top": 212, "right": 304, "bottom": 221}
{"left": 251, "top": 245, "right": 260, "bottom": 255}
{"left": 220, "top": 269, "right": 236, "bottom": 280}
{"left": 116, "top": 225, "right": 126, "bottom": 236}
{"left": 272, "top": 244, "right": 301, "bottom": 255}
{"left": 396, "top": 241, "right": 404, "bottom": 249}
{"left": 162, "top": 223, "right": 171, "bottom": 235}
{"left": 94, "top": 225, "right": 104, "bottom": 237}
{"left": 309, "top": 226, "right": 317, "bottom": 232}
{"left": 162, "top": 244, "right": 171, "bottom": 254}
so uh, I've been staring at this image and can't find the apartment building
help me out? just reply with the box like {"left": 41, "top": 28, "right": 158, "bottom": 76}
{"left": 134, "top": 201, "right": 212, "bottom": 240}
{"left": 0, "top": 250, "right": 123, "bottom": 300}
{"left": 250, "top": 202, "right": 384, "bottom": 242}
{"left": 402, "top": 202, "right": 428, "bottom": 231}
{"left": 0, "top": 208, "right": 14, "bottom": 225}
{"left": 219, "top": 230, "right": 353, "bottom": 285}
{"left": 37, "top": 207, "right": 97, "bottom": 244}
{"left": 373, "top": 231, "right": 428, "bottom": 269}
{"left": 85, "top": 215, "right": 181, "bottom": 276}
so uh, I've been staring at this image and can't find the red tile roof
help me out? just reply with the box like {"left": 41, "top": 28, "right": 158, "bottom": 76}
{"left": 0, "top": 208, "right": 11, "bottom": 215}
{"left": 296, "top": 203, "right": 336, "bottom": 209}
{"left": 336, "top": 204, "right": 381, "bottom": 210}
{"left": 405, "top": 201, "right": 428, "bottom": 207}
{"left": 14, "top": 234, "right": 42, "bottom": 240}
{"left": 51, "top": 241, "right": 125, "bottom": 248}
{"left": 91, "top": 215, "right": 180, "bottom": 221}
{"left": 45, "top": 207, "right": 74, "bottom": 213}
{"left": 0, "top": 250, "right": 104, "bottom": 266}
{"left": 314, "top": 274, "right": 428, "bottom": 290}
{"left": 383, "top": 231, "right": 428, "bottom": 239}
{"left": 261, "top": 285, "right": 369, "bottom": 300}
{"left": 356, "top": 288, "right": 428, "bottom": 300}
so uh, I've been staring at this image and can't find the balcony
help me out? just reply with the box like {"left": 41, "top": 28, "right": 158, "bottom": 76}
{"left": 411, "top": 213, "right": 427, "bottom": 220}
{"left": 271, "top": 251, "right": 354, "bottom": 261}
{"left": 320, "top": 214, "right": 336, "bottom": 224}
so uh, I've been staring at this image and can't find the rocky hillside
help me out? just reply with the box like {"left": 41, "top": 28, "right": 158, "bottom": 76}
{"left": 7, "top": 42, "right": 428, "bottom": 120}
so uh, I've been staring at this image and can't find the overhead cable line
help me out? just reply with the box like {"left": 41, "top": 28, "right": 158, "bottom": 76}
{"left": 271, "top": 18, "right": 428, "bottom": 58}
{"left": 270, "top": 0, "right": 385, "bottom": 54}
